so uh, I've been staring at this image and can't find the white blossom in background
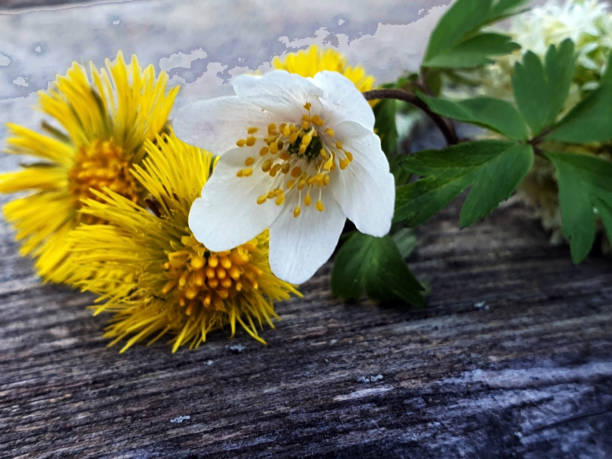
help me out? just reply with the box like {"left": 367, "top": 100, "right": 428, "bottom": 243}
{"left": 468, "top": 0, "right": 611, "bottom": 251}
{"left": 174, "top": 70, "right": 395, "bottom": 284}
{"left": 479, "top": 0, "right": 612, "bottom": 107}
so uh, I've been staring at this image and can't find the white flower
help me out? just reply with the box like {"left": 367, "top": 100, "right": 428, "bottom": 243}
{"left": 510, "top": 0, "right": 611, "bottom": 80}
{"left": 467, "top": 0, "right": 612, "bottom": 104}
{"left": 174, "top": 70, "right": 395, "bottom": 284}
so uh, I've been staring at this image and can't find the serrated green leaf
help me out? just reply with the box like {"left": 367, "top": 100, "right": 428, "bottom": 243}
{"left": 331, "top": 233, "right": 425, "bottom": 306}
{"left": 547, "top": 53, "right": 612, "bottom": 143}
{"left": 425, "top": 33, "right": 520, "bottom": 69}
{"left": 374, "top": 99, "right": 398, "bottom": 156}
{"left": 419, "top": 93, "right": 529, "bottom": 140}
{"left": 594, "top": 198, "right": 612, "bottom": 246}
{"left": 459, "top": 143, "right": 533, "bottom": 226}
{"left": 545, "top": 151, "right": 612, "bottom": 263}
{"left": 512, "top": 39, "right": 575, "bottom": 136}
{"left": 423, "top": 0, "right": 527, "bottom": 69}
{"left": 392, "top": 228, "right": 418, "bottom": 258}
{"left": 395, "top": 141, "right": 534, "bottom": 227}
{"left": 394, "top": 171, "right": 472, "bottom": 226}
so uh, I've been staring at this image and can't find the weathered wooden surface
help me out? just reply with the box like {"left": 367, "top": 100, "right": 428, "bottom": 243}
{"left": 1, "top": 0, "right": 611, "bottom": 456}
{"left": 1, "top": 0, "right": 98, "bottom": 10}
{"left": 1, "top": 195, "right": 611, "bottom": 457}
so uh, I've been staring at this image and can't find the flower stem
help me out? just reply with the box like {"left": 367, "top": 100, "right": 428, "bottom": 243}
{"left": 363, "top": 88, "right": 458, "bottom": 146}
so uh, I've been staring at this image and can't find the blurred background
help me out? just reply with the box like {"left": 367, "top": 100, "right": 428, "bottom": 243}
{"left": 0, "top": 0, "right": 451, "bottom": 140}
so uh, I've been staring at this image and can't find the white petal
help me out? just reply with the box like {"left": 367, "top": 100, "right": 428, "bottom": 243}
{"left": 331, "top": 121, "right": 395, "bottom": 237}
{"left": 173, "top": 96, "right": 272, "bottom": 154}
{"left": 232, "top": 70, "right": 323, "bottom": 120}
{"left": 313, "top": 71, "right": 375, "bottom": 129}
{"left": 269, "top": 196, "right": 345, "bottom": 284}
{"left": 188, "top": 147, "right": 282, "bottom": 251}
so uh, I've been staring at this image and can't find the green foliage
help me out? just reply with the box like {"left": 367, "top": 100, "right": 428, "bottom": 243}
{"left": 392, "top": 227, "right": 418, "bottom": 258}
{"left": 423, "top": 0, "right": 527, "bottom": 69}
{"left": 331, "top": 233, "right": 425, "bottom": 306}
{"left": 395, "top": 141, "right": 534, "bottom": 227}
{"left": 547, "top": 53, "right": 612, "bottom": 143}
{"left": 418, "top": 93, "right": 529, "bottom": 140}
{"left": 545, "top": 151, "right": 612, "bottom": 263}
{"left": 374, "top": 99, "right": 398, "bottom": 156}
{"left": 512, "top": 39, "right": 575, "bottom": 136}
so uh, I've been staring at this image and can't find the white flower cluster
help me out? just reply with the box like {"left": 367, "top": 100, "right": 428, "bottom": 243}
{"left": 502, "top": 0, "right": 611, "bottom": 250}
{"left": 480, "top": 0, "right": 611, "bottom": 107}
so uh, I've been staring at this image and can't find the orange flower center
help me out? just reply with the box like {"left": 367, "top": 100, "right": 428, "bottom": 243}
{"left": 161, "top": 234, "right": 263, "bottom": 316}
{"left": 69, "top": 140, "right": 139, "bottom": 219}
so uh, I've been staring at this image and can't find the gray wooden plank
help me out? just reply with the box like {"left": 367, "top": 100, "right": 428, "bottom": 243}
{"left": 1, "top": 196, "right": 611, "bottom": 457}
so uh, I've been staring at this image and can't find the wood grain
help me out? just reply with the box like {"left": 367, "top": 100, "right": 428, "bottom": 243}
{"left": 1, "top": 191, "right": 611, "bottom": 457}
{"left": 0, "top": 0, "right": 103, "bottom": 10}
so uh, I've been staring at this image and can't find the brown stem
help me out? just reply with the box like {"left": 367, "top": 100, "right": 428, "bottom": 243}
{"left": 363, "top": 88, "right": 458, "bottom": 146}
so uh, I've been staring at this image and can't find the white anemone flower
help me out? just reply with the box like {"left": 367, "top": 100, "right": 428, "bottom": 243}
{"left": 174, "top": 70, "right": 395, "bottom": 284}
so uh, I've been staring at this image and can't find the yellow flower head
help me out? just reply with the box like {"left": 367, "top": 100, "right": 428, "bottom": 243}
{"left": 272, "top": 44, "right": 375, "bottom": 94}
{"left": 69, "top": 134, "right": 299, "bottom": 352}
{"left": 0, "top": 51, "right": 178, "bottom": 284}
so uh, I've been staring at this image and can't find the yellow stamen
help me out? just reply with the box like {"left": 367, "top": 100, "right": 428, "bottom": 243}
{"left": 236, "top": 168, "right": 253, "bottom": 177}
{"left": 261, "top": 159, "right": 273, "bottom": 172}
{"left": 275, "top": 192, "right": 285, "bottom": 206}
{"left": 311, "top": 115, "right": 324, "bottom": 126}
{"left": 190, "top": 256, "right": 205, "bottom": 269}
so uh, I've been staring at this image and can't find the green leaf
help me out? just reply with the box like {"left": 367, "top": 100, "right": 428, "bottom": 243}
{"left": 545, "top": 151, "right": 612, "bottom": 263}
{"left": 512, "top": 39, "right": 575, "bottom": 136}
{"left": 392, "top": 228, "right": 418, "bottom": 258}
{"left": 595, "top": 198, "right": 612, "bottom": 247}
{"left": 546, "top": 53, "right": 612, "bottom": 143}
{"left": 374, "top": 99, "right": 398, "bottom": 156}
{"left": 419, "top": 93, "right": 529, "bottom": 140}
{"left": 395, "top": 141, "right": 534, "bottom": 227}
{"left": 331, "top": 233, "right": 425, "bottom": 306}
{"left": 425, "top": 33, "right": 520, "bottom": 69}
{"left": 423, "top": 0, "right": 527, "bottom": 69}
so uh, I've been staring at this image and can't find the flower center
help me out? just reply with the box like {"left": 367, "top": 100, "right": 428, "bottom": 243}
{"left": 234, "top": 102, "right": 353, "bottom": 218}
{"left": 68, "top": 140, "right": 139, "bottom": 217}
{"left": 161, "top": 234, "right": 262, "bottom": 316}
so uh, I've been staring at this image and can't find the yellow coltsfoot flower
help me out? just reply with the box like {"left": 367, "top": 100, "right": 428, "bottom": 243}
{"left": 272, "top": 44, "right": 375, "bottom": 95}
{"left": 175, "top": 70, "right": 395, "bottom": 284}
{"left": 69, "top": 134, "right": 299, "bottom": 352}
{"left": 0, "top": 51, "right": 178, "bottom": 284}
